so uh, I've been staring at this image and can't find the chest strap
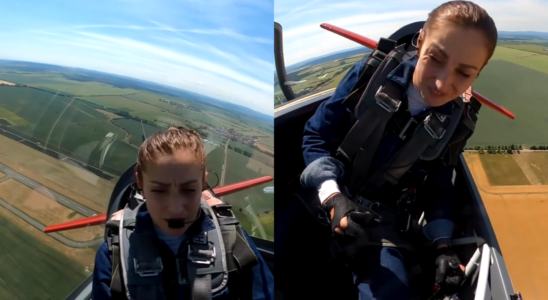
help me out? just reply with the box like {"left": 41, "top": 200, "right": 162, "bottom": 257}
{"left": 336, "top": 44, "right": 407, "bottom": 196}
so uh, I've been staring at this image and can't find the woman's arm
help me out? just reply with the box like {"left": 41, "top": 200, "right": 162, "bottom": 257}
{"left": 300, "top": 62, "right": 365, "bottom": 202}
{"left": 92, "top": 241, "right": 112, "bottom": 300}
{"left": 302, "top": 61, "right": 365, "bottom": 166}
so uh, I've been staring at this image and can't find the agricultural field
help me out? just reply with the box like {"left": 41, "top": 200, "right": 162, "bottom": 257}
{"left": 468, "top": 46, "right": 548, "bottom": 147}
{"left": 0, "top": 60, "right": 273, "bottom": 299}
{"left": 464, "top": 153, "right": 548, "bottom": 299}
{"left": 229, "top": 139, "right": 274, "bottom": 167}
{"left": 222, "top": 149, "right": 274, "bottom": 241}
{"left": 275, "top": 54, "right": 366, "bottom": 102}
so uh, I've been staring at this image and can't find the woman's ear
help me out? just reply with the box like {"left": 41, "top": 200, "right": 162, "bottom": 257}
{"left": 417, "top": 28, "right": 424, "bottom": 54}
{"left": 135, "top": 172, "right": 143, "bottom": 189}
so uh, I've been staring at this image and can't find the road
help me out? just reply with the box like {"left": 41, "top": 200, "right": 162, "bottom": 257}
{"left": 0, "top": 163, "right": 103, "bottom": 248}
{"left": 219, "top": 138, "right": 230, "bottom": 189}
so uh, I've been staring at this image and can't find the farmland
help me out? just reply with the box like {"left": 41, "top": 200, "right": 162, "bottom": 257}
{"left": 464, "top": 153, "right": 548, "bottom": 299}
{"left": 0, "top": 60, "right": 273, "bottom": 299}
{"left": 274, "top": 53, "right": 367, "bottom": 104}
{"left": 222, "top": 149, "right": 274, "bottom": 240}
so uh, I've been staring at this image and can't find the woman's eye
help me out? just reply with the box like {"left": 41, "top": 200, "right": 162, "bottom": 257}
{"left": 459, "top": 71, "right": 471, "bottom": 78}
{"left": 429, "top": 54, "right": 440, "bottom": 62}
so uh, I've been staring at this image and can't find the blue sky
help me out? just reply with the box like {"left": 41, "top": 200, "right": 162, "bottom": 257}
{"left": 0, "top": 0, "right": 273, "bottom": 115}
{"left": 275, "top": 0, "right": 548, "bottom": 66}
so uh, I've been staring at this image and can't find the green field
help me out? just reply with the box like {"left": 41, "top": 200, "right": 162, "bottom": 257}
{"left": 0, "top": 213, "right": 90, "bottom": 299}
{"left": 0, "top": 64, "right": 274, "bottom": 299}
{"left": 112, "top": 118, "right": 163, "bottom": 147}
{"left": 229, "top": 139, "right": 274, "bottom": 167}
{"left": 275, "top": 54, "right": 365, "bottom": 103}
{"left": 478, "top": 154, "right": 530, "bottom": 186}
{"left": 468, "top": 47, "right": 548, "bottom": 147}
{"left": 222, "top": 149, "right": 274, "bottom": 241}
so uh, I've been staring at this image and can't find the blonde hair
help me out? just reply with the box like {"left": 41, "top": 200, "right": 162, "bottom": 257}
{"left": 424, "top": 1, "right": 498, "bottom": 65}
{"left": 135, "top": 126, "right": 207, "bottom": 188}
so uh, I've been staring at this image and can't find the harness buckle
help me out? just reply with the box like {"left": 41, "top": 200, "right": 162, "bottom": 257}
{"left": 423, "top": 113, "right": 446, "bottom": 139}
{"left": 396, "top": 188, "right": 418, "bottom": 236}
{"left": 375, "top": 86, "right": 401, "bottom": 113}
{"left": 211, "top": 204, "right": 235, "bottom": 219}
{"left": 188, "top": 243, "right": 216, "bottom": 265}
{"left": 133, "top": 257, "right": 163, "bottom": 277}
{"left": 355, "top": 195, "right": 379, "bottom": 211}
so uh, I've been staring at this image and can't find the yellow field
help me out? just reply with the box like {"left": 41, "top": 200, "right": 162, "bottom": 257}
{"left": 0, "top": 134, "right": 115, "bottom": 213}
{"left": 95, "top": 109, "right": 123, "bottom": 120}
{"left": 0, "top": 80, "right": 15, "bottom": 86}
{"left": 464, "top": 153, "right": 548, "bottom": 299}
{"left": 0, "top": 179, "right": 103, "bottom": 242}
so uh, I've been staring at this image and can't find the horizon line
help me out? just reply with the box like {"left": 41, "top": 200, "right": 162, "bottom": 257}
{"left": 0, "top": 57, "right": 273, "bottom": 118}
{"left": 286, "top": 29, "right": 548, "bottom": 67}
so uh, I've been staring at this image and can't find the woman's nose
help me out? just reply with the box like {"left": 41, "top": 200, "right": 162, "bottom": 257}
{"left": 435, "top": 68, "right": 451, "bottom": 91}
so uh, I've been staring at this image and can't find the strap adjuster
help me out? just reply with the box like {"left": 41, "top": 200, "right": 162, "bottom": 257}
{"left": 211, "top": 204, "right": 235, "bottom": 219}
{"left": 423, "top": 113, "right": 446, "bottom": 139}
{"left": 375, "top": 86, "right": 401, "bottom": 113}
{"left": 133, "top": 257, "right": 163, "bottom": 277}
{"left": 188, "top": 243, "right": 216, "bottom": 265}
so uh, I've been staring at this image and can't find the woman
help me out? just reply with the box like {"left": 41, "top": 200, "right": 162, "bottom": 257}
{"left": 92, "top": 126, "right": 274, "bottom": 300}
{"left": 300, "top": 1, "right": 497, "bottom": 299}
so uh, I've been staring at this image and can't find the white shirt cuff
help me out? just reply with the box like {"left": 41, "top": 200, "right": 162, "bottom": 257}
{"left": 318, "top": 179, "right": 340, "bottom": 204}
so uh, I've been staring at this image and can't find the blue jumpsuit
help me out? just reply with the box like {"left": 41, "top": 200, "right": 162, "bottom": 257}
{"left": 300, "top": 55, "right": 459, "bottom": 299}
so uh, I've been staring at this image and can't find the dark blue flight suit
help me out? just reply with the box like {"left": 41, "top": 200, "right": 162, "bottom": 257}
{"left": 300, "top": 55, "right": 459, "bottom": 300}
{"left": 92, "top": 205, "right": 274, "bottom": 300}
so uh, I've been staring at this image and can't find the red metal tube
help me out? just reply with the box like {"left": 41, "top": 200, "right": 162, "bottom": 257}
{"left": 43, "top": 175, "right": 273, "bottom": 233}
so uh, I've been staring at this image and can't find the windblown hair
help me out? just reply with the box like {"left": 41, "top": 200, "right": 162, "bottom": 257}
{"left": 135, "top": 126, "right": 207, "bottom": 188}
{"left": 424, "top": 1, "right": 498, "bottom": 65}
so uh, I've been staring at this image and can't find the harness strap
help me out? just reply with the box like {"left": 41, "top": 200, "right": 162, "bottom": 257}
{"left": 187, "top": 266, "right": 213, "bottom": 300}
{"left": 349, "top": 80, "right": 405, "bottom": 192}
{"left": 107, "top": 220, "right": 125, "bottom": 300}
{"left": 337, "top": 44, "right": 407, "bottom": 195}
{"left": 212, "top": 204, "right": 258, "bottom": 273}
{"left": 440, "top": 99, "right": 481, "bottom": 166}
{"left": 360, "top": 101, "right": 465, "bottom": 194}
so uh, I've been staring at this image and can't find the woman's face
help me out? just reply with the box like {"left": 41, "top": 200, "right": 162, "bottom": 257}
{"left": 136, "top": 149, "right": 204, "bottom": 236}
{"left": 414, "top": 24, "right": 490, "bottom": 107}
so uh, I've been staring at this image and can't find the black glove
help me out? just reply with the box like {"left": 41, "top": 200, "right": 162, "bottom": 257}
{"left": 322, "top": 193, "right": 379, "bottom": 256}
{"left": 435, "top": 247, "right": 464, "bottom": 293}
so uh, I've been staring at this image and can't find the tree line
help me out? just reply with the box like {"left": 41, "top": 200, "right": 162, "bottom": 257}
{"left": 228, "top": 144, "right": 252, "bottom": 158}
{"left": 464, "top": 144, "right": 548, "bottom": 154}
{"left": 465, "top": 144, "right": 523, "bottom": 154}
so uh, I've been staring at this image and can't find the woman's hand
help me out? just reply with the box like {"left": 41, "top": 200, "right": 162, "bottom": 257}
{"left": 202, "top": 190, "right": 223, "bottom": 206}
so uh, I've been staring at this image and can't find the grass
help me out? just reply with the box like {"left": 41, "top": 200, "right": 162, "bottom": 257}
{"left": 0, "top": 213, "right": 88, "bottom": 299}
{"left": 222, "top": 149, "right": 274, "bottom": 241}
{"left": 468, "top": 58, "right": 548, "bottom": 146}
{"left": 229, "top": 140, "right": 274, "bottom": 167}
{"left": 112, "top": 118, "right": 163, "bottom": 147}
{"left": 514, "top": 152, "right": 548, "bottom": 184}
{"left": 0, "top": 67, "right": 273, "bottom": 294}
{"left": 281, "top": 55, "right": 364, "bottom": 99}
{"left": 478, "top": 154, "right": 530, "bottom": 186}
